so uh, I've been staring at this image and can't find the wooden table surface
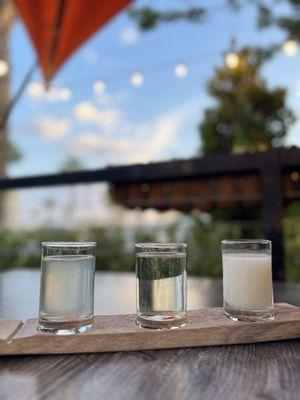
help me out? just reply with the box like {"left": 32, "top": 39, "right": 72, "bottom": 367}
{"left": 0, "top": 269, "right": 300, "bottom": 400}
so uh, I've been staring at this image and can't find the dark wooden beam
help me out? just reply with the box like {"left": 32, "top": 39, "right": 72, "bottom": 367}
{"left": 260, "top": 152, "right": 285, "bottom": 280}
{"left": 0, "top": 148, "right": 299, "bottom": 190}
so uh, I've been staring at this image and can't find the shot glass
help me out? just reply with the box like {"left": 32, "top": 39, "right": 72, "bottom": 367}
{"left": 38, "top": 242, "right": 96, "bottom": 334}
{"left": 135, "top": 243, "right": 187, "bottom": 329}
{"left": 222, "top": 239, "right": 274, "bottom": 321}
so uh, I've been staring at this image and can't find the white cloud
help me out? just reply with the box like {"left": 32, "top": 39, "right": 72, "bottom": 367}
{"left": 70, "top": 132, "right": 132, "bottom": 153}
{"left": 73, "top": 101, "right": 126, "bottom": 133}
{"left": 73, "top": 102, "right": 96, "bottom": 122}
{"left": 95, "top": 92, "right": 112, "bottom": 106}
{"left": 93, "top": 80, "right": 106, "bottom": 94}
{"left": 94, "top": 90, "right": 130, "bottom": 107}
{"left": 27, "top": 82, "right": 71, "bottom": 102}
{"left": 70, "top": 132, "right": 103, "bottom": 150}
{"left": 120, "top": 26, "right": 139, "bottom": 45}
{"left": 32, "top": 117, "right": 71, "bottom": 139}
{"left": 27, "top": 82, "right": 44, "bottom": 98}
{"left": 69, "top": 99, "right": 198, "bottom": 165}
{"left": 98, "top": 108, "right": 126, "bottom": 132}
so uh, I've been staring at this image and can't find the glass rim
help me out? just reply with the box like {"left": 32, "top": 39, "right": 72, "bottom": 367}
{"left": 135, "top": 242, "right": 186, "bottom": 250}
{"left": 221, "top": 239, "right": 271, "bottom": 245}
{"left": 42, "top": 241, "right": 96, "bottom": 248}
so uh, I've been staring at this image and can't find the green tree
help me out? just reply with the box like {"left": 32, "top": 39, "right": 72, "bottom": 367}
{"left": 238, "top": 0, "right": 300, "bottom": 40}
{"left": 199, "top": 47, "right": 295, "bottom": 154}
{"left": 60, "top": 156, "right": 84, "bottom": 172}
{"left": 128, "top": 6, "right": 206, "bottom": 31}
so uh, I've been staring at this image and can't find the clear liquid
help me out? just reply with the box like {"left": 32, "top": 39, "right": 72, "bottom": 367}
{"left": 39, "top": 255, "right": 95, "bottom": 332}
{"left": 136, "top": 252, "right": 187, "bottom": 329}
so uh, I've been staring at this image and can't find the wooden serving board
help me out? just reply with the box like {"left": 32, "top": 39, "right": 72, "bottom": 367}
{"left": 1, "top": 303, "right": 300, "bottom": 356}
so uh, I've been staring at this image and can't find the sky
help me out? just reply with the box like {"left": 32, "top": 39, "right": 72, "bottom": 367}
{"left": 4, "top": 0, "right": 300, "bottom": 227}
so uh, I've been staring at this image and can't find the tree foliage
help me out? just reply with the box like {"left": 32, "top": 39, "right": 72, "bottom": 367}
{"left": 128, "top": 6, "right": 206, "bottom": 30}
{"left": 6, "top": 140, "right": 21, "bottom": 164}
{"left": 249, "top": 0, "right": 300, "bottom": 39}
{"left": 129, "top": 1, "right": 300, "bottom": 41}
{"left": 60, "top": 156, "right": 84, "bottom": 172}
{"left": 199, "top": 47, "right": 295, "bottom": 154}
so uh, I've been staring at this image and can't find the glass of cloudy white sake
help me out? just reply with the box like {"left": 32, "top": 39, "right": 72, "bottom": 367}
{"left": 38, "top": 242, "right": 96, "bottom": 334}
{"left": 222, "top": 240, "right": 274, "bottom": 321}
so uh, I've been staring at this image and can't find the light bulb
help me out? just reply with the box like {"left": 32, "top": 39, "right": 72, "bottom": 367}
{"left": 282, "top": 39, "right": 298, "bottom": 57}
{"left": 93, "top": 80, "right": 106, "bottom": 94}
{"left": 0, "top": 60, "right": 9, "bottom": 77}
{"left": 225, "top": 52, "right": 239, "bottom": 69}
{"left": 131, "top": 72, "right": 144, "bottom": 87}
{"left": 174, "top": 62, "right": 187, "bottom": 78}
{"left": 291, "top": 171, "right": 300, "bottom": 181}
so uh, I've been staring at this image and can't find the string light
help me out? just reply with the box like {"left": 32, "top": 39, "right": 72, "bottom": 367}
{"left": 131, "top": 72, "right": 144, "bottom": 87}
{"left": 36, "top": 44, "right": 300, "bottom": 91}
{"left": 225, "top": 52, "right": 239, "bottom": 69}
{"left": 0, "top": 60, "right": 9, "bottom": 77}
{"left": 291, "top": 171, "right": 300, "bottom": 182}
{"left": 93, "top": 80, "right": 106, "bottom": 94}
{"left": 174, "top": 62, "right": 187, "bottom": 78}
{"left": 25, "top": 43, "right": 300, "bottom": 99}
{"left": 282, "top": 39, "right": 298, "bottom": 57}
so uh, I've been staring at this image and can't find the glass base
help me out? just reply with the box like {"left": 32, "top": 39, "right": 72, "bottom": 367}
{"left": 224, "top": 303, "right": 274, "bottom": 322}
{"left": 137, "top": 312, "right": 186, "bottom": 329}
{"left": 38, "top": 315, "right": 93, "bottom": 335}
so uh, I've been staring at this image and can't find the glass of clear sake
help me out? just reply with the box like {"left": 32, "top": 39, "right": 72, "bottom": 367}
{"left": 135, "top": 243, "right": 187, "bottom": 329}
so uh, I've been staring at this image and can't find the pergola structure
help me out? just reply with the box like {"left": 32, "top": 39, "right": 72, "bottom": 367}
{"left": 1, "top": 148, "right": 300, "bottom": 280}
{"left": 110, "top": 148, "right": 300, "bottom": 280}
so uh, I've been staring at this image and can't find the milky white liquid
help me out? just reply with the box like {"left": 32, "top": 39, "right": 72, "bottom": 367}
{"left": 222, "top": 252, "right": 273, "bottom": 310}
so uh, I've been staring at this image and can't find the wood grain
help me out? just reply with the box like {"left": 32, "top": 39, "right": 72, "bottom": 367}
{"left": 0, "top": 303, "right": 299, "bottom": 356}
{"left": 0, "top": 319, "right": 23, "bottom": 341}
{"left": 1, "top": 340, "right": 299, "bottom": 400}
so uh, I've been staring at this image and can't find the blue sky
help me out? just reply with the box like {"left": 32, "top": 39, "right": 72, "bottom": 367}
{"left": 7, "top": 0, "right": 300, "bottom": 181}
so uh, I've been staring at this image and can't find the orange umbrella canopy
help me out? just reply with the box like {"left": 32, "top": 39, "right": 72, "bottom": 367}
{"left": 13, "top": 0, "right": 133, "bottom": 82}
